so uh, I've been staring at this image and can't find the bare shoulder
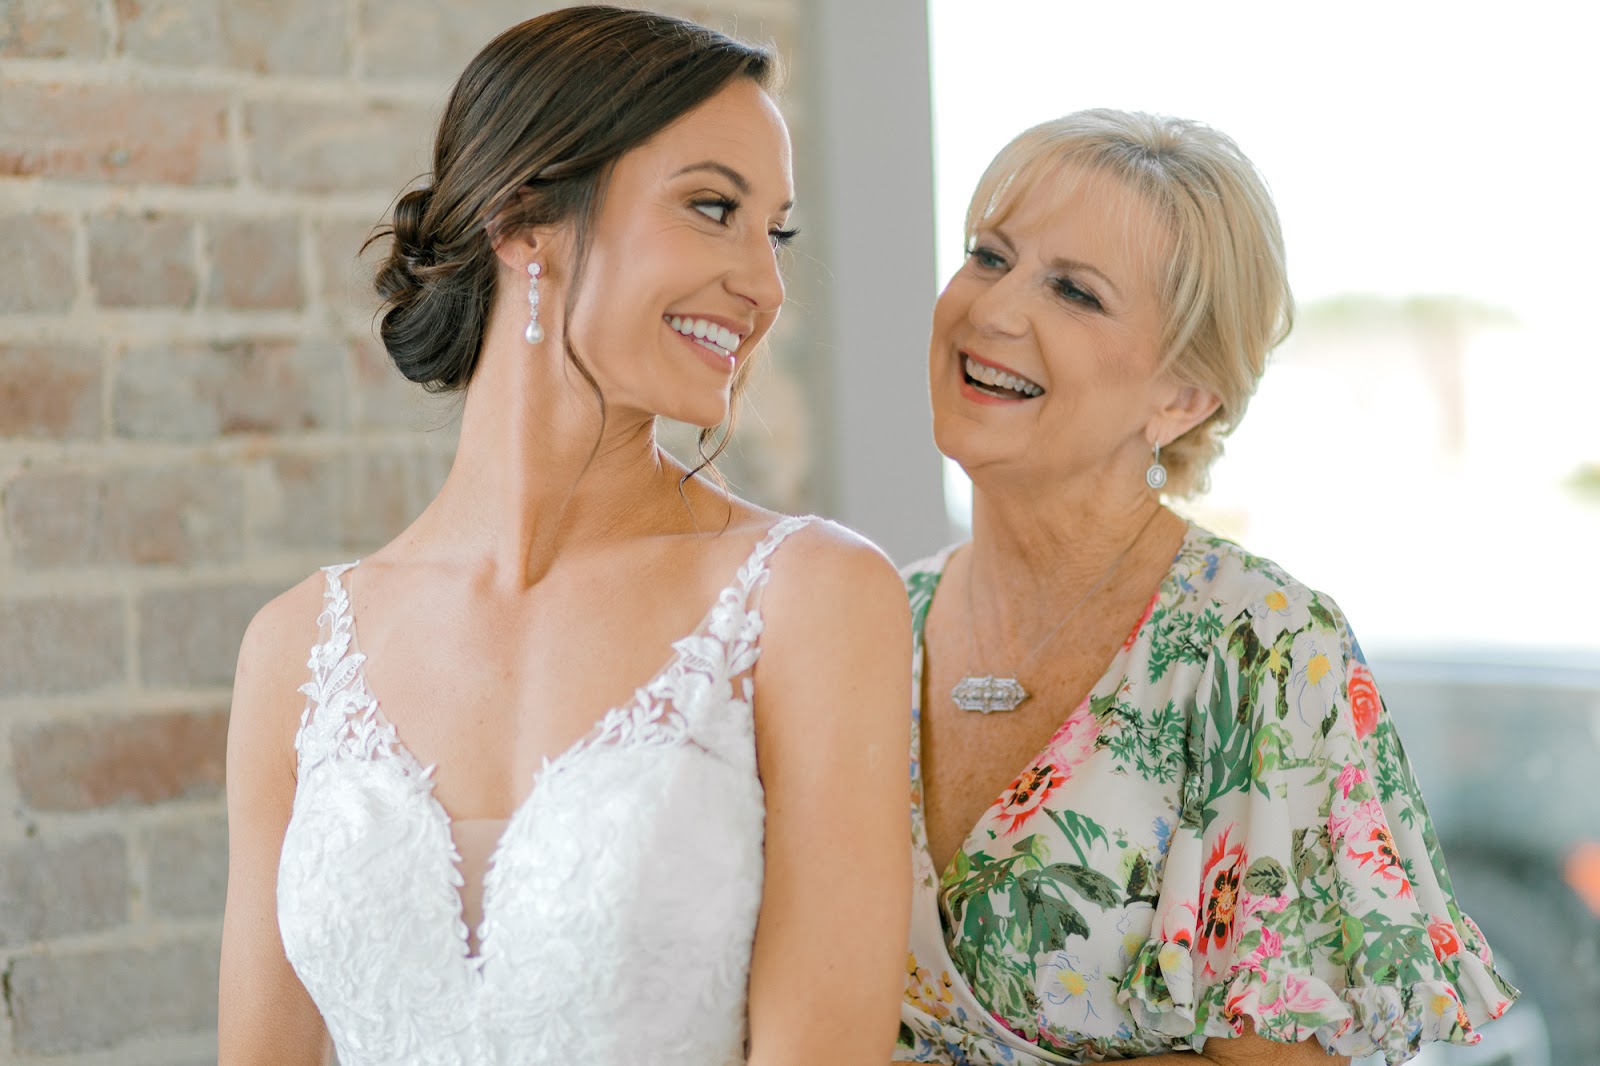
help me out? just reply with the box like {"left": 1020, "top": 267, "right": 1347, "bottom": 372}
{"left": 758, "top": 517, "right": 909, "bottom": 635}
{"left": 229, "top": 571, "right": 330, "bottom": 770}
{"left": 236, "top": 571, "right": 326, "bottom": 693}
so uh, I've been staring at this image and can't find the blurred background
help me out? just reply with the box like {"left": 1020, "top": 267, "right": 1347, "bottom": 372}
{"left": 928, "top": 5, "right": 1600, "bottom": 1063}
{"left": 0, "top": 0, "right": 1594, "bottom": 1062}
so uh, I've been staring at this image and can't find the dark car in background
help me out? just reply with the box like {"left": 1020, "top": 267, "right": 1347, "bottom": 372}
{"left": 1355, "top": 649, "right": 1600, "bottom": 1066}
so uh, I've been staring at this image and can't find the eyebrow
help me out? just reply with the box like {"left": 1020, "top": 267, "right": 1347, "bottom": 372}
{"left": 671, "top": 160, "right": 795, "bottom": 212}
{"left": 992, "top": 225, "right": 1123, "bottom": 303}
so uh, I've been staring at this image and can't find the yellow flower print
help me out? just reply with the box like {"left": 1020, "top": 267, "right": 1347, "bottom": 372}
{"left": 1248, "top": 583, "right": 1313, "bottom": 644}
{"left": 1289, "top": 628, "right": 1339, "bottom": 721}
{"left": 903, "top": 952, "right": 955, "bottom": 1020}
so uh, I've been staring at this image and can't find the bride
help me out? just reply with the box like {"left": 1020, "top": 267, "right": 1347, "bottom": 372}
{"left": 218, "top": 8, "right": 911, "bottom": 1064}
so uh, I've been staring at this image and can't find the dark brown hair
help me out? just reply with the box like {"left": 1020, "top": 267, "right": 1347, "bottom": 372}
{"left": 370, "top": 5, "right": 776, "bottom": 417}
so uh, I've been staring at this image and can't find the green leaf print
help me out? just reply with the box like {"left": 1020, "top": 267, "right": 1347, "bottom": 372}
{"left": 1201, "top": 673, "right": 1256, "bottom": 829}
{"left": 1243, "top": 856, "right": 1289, "bottom": 897}
{"left": 905, "top": 569, "right": 941, "bottom": 633}
{"left": 1126, "top": 851, "right": 1157, "bottom": 905}
{"left": 1251, "top": 721, "right": 1292, "bottom": 783}
{"left": 1104, "top": 698, "right": 1186, "bottom": 782}
{"left": 1360, "top": 918, "right": 1436, "bottom": 985}
{"left": 1146, "top": 605, "right": 1221, "bottom": 682}
{"left": 1016, "top": 869, "right": 1091, "bottom": 952}
{"left": 1045, "top": 808, "right": 1110, "bottom": 866}
{"left": 1329, "top": 913, "right": 1367, "bottom": 966}
{"left": 1043, "top": 863, "right": 1124, "bottom": 909}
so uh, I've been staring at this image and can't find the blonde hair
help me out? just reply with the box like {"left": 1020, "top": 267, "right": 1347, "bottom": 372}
{"left": 965, "top": 109, "right": 1293, "bottom": 495}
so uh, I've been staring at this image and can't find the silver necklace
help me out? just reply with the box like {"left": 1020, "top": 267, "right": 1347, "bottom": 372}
{"left": 951, "top": 509, "right": 1161, "bottom": 713}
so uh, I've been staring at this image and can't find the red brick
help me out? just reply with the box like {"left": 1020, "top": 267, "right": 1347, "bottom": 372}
{"left": 0, "top": 597, "right": 125, "bottom": 698}
{"left": 7, "top": 938, "right": 220, "bottom": 1054}
{"left": 0, "top": 833, "right": 129, "bottom": 945}
{"left": 0, "top": 343, "right": 102, "bottom": 439}
{"left": 204, "top": 216, "right": 303, "bottom": 310}
{"left": 137, "top": 582, "right": 279, "bottom": 687}
{"left": 12, "top": 710, "right": 228, "bottom": 812}
{"left": 88, "top": 210, "right": 198, "bottom": 308}
{"left": 0, "top": 0, "right": 110, "bottom": 58}
{"left": 246, "top": 99, "right": 432, "bottom": 193}
{"left": 3, "top": 465, "right": 245, "bottom": 568}
{"left": 113, "top": 338, "right": 347, "bottom": 441}
{"left": 0, "top": 213, "right": 75, "bottom": 313}
{"left": 0, "top": 81, "right": 231, "bottom": 185}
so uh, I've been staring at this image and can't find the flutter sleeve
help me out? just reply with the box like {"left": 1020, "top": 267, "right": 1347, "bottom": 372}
{"left": 1117, "top": 583, "right": 1517, "bottom": 1063}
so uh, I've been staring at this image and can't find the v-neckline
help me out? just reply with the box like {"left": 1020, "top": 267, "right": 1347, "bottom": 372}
{"left": 322, "top": 515, "right": 805, "bottom": 970}
{"left": 342, "top": 586, "right": 712, "bottom": 969}
{"left": 910, "top": 529, "right": 1191, "bottom": 887}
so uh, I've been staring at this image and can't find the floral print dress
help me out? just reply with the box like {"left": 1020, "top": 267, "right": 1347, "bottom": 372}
{"left": 895, "top": 525, "right": 1516, "bottom": 1064}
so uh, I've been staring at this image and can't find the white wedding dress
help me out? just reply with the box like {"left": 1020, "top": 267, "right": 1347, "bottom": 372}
{"left": 276, "top": 515, "right": 814, "bottom": 1066}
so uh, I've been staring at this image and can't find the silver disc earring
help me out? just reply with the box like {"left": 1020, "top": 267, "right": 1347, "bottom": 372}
{"left": 1145, "top": 442, "right": 1168, "bottom": 490}
{"left": 524, "top": 262, "right": 543, "bottom": 344}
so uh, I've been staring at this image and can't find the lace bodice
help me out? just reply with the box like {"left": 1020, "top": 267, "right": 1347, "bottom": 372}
{"left": 277, "top": 515, "right": 814, "bottom": 1066}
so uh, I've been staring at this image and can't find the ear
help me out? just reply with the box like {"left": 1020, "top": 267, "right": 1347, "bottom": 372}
{"left": 490, "top": 226, "right": 550, "bottom": 275}
{"left": 1146, "top": 380, "right": 1221, "bottom": 448}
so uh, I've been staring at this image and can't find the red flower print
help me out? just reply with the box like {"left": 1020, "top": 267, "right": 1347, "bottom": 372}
{"left": 1335, "top": 797, "right": 1414, "bottom": 897}
{"left": 1122, "top": 592, "right": 1159, "bottom": 650}
{"left": 988, "top": 709, "right": 1099, "bottom": 836}
{"left": 1348, "top": 662, "right": 1381, "bottom": 739}
{"left": 992, "top": 762, "right": 1066, "bottom": 835}
{"left": 1428, "top": 918, "right": 1462, "bottom": 961}
{"left": 1198, "top": 825, "right": 1246, "bottom": 971}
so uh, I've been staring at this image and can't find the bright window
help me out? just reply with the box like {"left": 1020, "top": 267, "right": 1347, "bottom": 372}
{"left": 928, "top": 0, "right": 1600, "bottom": 655}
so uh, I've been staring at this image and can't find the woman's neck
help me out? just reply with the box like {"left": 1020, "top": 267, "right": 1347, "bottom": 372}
{"left": 398, "top": 324, "right": 710, "bottom": 588}
{"left": 964, "top": 472, "right": 1180, "bottom": 638}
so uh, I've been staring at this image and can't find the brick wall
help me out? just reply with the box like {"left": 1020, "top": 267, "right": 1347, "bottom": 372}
{"left": 0, "top": 1, "right": 813, "bottom": 1060}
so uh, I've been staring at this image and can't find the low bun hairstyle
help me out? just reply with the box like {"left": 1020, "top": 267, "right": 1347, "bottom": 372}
{"left": 369, "top": 6, "right": 776, "bottom": 393}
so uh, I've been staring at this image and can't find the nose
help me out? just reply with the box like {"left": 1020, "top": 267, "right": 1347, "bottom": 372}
{"left": 727, "top": 230, "right": 786, "bottom": 314}
{"left": 965, "top": 269, "right": 1028, "bottom": 339}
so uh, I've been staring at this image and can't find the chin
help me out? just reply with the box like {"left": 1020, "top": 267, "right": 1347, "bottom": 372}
{"left": 660, "top": 395, "right": 732, "bottom": 432}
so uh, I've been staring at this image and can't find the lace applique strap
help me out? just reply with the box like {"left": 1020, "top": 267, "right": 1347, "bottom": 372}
{"left": 294, "top": 561, "right": 413, "bottom": 773}
{"left": 725, "top": 513, "right": 817, "bottom": 615}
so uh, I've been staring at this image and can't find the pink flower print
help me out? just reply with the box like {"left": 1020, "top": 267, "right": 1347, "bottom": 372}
{"left": 1428, "top": 918, "right": 1462, "bottom": 962}
{"left": 989, "top": 708, "right": 1098, "bottom": 836}
{"left": 1336, "top": 798, "right": 1414, "bottom": 897}
{"left": 1272, "top": 973, "right": 1333, "bottom": 1016}
{"left": 1336, "top": 763, "right": 1369, "bottom": 800}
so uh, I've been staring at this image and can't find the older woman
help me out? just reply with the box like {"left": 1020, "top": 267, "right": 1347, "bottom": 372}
{"left": 893, "top": 111, "right": 1516, "bottom": 1065}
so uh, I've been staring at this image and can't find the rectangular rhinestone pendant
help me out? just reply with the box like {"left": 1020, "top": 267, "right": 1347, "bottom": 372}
{"left": 950, "top": 676, "right": 1028, "bottom": 713}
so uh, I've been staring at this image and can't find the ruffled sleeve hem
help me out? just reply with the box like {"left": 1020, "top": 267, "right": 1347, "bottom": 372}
{"left": 1118, "top": 936, "right": 1517, "bottom": 1064}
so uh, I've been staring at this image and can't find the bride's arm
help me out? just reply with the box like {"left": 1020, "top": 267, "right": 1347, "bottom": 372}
{"left": 218, "top": 578, "right": 333, "bottom": 1066}
{"left": 744, "top": 522, "right": 913, "bottom": 1066}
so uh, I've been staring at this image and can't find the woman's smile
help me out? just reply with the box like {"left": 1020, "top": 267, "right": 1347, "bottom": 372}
{"left": 958, "top": 349, "right": 1046, "bottom": 402}
{"left": 666, "top": 313, "right": 746, "bottom": 373}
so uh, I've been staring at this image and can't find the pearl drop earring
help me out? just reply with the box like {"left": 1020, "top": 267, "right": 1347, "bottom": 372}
{"left": 1145, "top": 442, "right": 1168, "bottom": 490}
{"left": 524, "top": 262, "right": 543, "bottom": 344}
